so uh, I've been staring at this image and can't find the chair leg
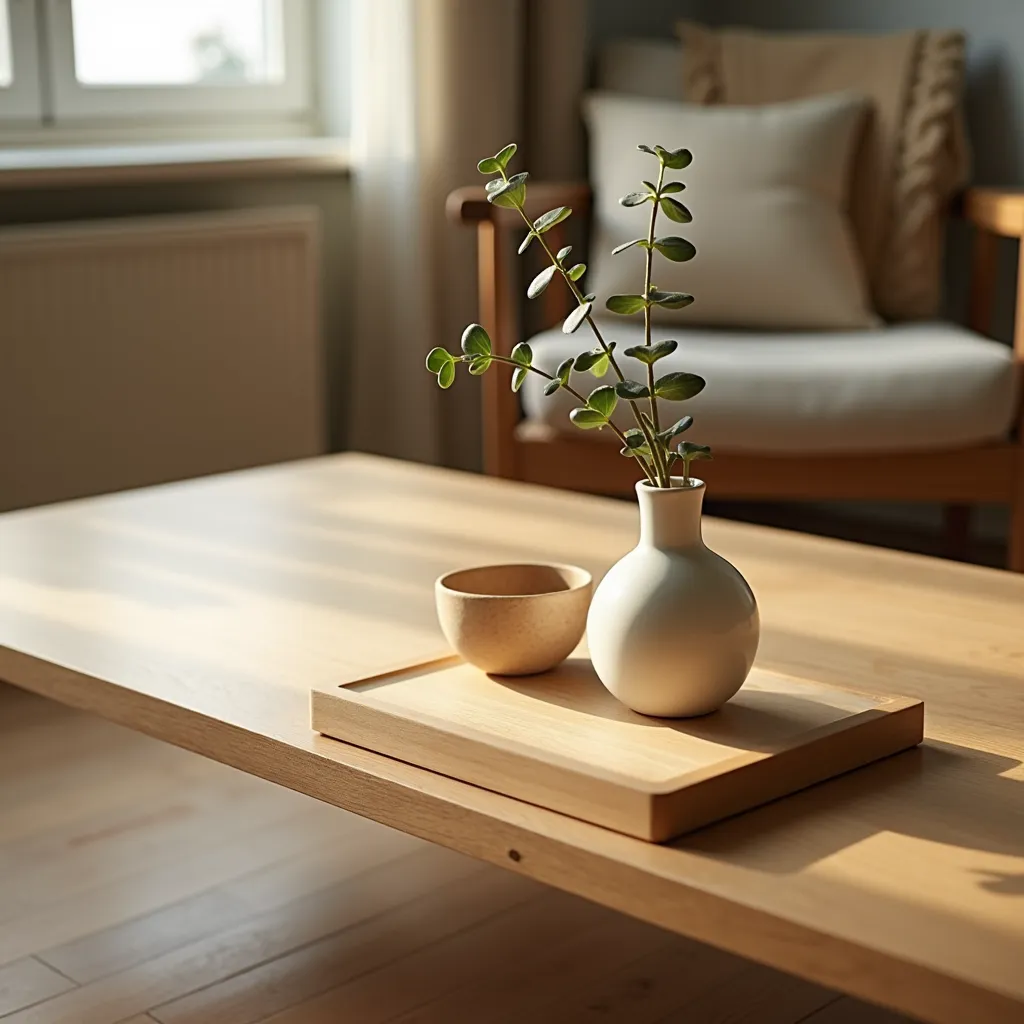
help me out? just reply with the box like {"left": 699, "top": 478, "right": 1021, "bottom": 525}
{"left": 942, "top": 504, "right": 972, "bottom": 562}
{"left": 1009, "top": 484, "right": 1024, "bottom": 572}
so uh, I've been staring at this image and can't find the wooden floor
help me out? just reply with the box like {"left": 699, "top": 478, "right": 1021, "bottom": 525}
{"left": 0, "top": 683, "right": 916, "bottom": 1024}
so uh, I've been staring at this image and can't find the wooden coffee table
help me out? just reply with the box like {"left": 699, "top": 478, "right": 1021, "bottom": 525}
{"left": 0, "top": 454, "right": 1021, "bottom": 1024}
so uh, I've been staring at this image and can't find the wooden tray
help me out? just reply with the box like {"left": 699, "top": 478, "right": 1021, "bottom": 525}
{"left": 311, "top": 656, "right": 923, "bottom": 842}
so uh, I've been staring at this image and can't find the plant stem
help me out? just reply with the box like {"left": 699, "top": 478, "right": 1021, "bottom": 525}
{"left": 644, "top": 162, "right": 666, "bottom": 433}
{"left": 498, "top": 169, "right": 665, "bottom": 482}
{"left": 484, "top": 354, "right": 656, "bottom": 484}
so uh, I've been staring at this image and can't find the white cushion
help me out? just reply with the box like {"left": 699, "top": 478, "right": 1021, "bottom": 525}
{"left": 520, "top": 321, "right": 1017, "bottom": 454}
{"left": 584, "top": 91, "right": 877, "bottom": 330}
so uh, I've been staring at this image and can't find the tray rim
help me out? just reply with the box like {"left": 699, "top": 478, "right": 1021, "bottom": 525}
{"left": 311, "top": 653, "right": 924, "bottom": 798}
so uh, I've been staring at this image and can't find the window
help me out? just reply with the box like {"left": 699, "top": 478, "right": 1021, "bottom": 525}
{"left": 0, "top": 0, "right": 43, "bottom": 119}
{"left": 0, "top": 0, "right": 312, "bottom": 139}
{"left": 0, "top": 2, "right": 12, "bottom": 85}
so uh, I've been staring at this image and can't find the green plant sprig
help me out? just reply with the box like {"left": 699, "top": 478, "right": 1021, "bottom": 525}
{"left": 427, "top": 141, "right": 710, "bottom": 488}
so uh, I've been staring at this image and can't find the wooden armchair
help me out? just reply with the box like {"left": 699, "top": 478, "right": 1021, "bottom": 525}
{"left": 448, "top": 182, "right": 1024, "bottom": 571}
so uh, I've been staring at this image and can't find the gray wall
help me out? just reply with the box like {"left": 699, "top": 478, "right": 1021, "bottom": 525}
{"left": 590, "top": 0, "right": 1024, "bottom": 188}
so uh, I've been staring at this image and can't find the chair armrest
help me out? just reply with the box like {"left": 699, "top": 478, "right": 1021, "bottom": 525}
{"left": 964, "top": 187, "right": 1024, "bottom": 237}
{"left": 446, "top": 181, "right": 592, "bottom": 225}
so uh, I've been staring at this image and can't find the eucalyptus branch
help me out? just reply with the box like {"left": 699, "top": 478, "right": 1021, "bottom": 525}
{"left": 427, "top": 140, "right": 709, "bottom": 489}
{"left": 466, "top": 351, "right": 656, "bottom": 484}
{"left": 644, "top": 161, "right": 666, "bottom": 431}
{"left": 494, "top": 169, "right": 665, "bottom": 473}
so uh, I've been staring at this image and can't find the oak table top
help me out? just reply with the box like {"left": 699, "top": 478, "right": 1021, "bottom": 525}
{"left": 0, "top": 453, "right": 1022, "bottom": 1024}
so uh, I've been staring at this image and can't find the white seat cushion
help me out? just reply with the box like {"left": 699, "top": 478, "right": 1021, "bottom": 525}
{"left": 520, "top": 321, "right": 1017, "bottom": 454}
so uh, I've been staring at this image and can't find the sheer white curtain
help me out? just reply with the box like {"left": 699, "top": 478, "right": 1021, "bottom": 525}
{"left": 347, "top": 0, "right": 585, "bottom": 468}
{"left": 348, "top": 0, "right": 522, "bottom": 467}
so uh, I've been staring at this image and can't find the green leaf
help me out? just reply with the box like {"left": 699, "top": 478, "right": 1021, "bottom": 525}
{"left": 437, "top": 360, "right": 456, "bottom": 389}
{"left": 568, "top": 262, "right": 586, "bottom": 281}
{"left": 637, "top": 144, "right": 656, "bottom": 156}
{"left": 654, "top": 236, "right": 697, "bottom": 262}
{"left": 489, "top": 171, "right": 528, "bottom": 209}
{"left": 650, "top": 289, "right": 694, "bottom": 310}
{"left": 659, "top": 415, "right": 693, "bottom": 441}
{"left": 605, "top": 294, "right": 647, "bottom": 315}
{"left": 622, "top": 428, "right": 647, "bottom": 449}
{"left": 511, "top": 366, "right": 528, "bottom": 392}
{"left": 615, "top": 380, "right": 650, "bottom": 400}
{"left": 527, "top": 265, "right": 557, "bottom": 299}
{"left": 655, "top": 372, "right": 706, "bottom": 401}
{"left": 587, "top": 385, "right": 618, "bottom": 418}
{"left": 494, "top": 143, "right": 517, "bottom": 168}
{"left": 534, "top": 206, "right": 571, "bottom": 234}
{"left": 619, "top": 191, "right": 650, "bottom": 207}
{"left": 573, "top": 347, "right": 610, "bottom": 377}
{"left": 611, "top": 238, "right": 645, "bottom": 256}
{"left": 468, "top": 356, "right": 492, "bottom": 375}
{"left": 477, "top": 157, "right": 501, "bottom": 174}
{"left": 556, "top": 245, "right": 573, "bottom": 262}
{"left": 461, "top": 323, "right": 492, "bottom": 357}
{"left": 543, "top": 379, "right": 561, "bottom": 396}
{"left": 562, "top": 301, "right": 592, "bottom": 334}
{"left": 511, "top": 342, "right": 532, "bottom": 366}
{"left": 654, "top": 146, "right": 692, "bottom": 169}
{"left": 518, "top": 231, "right": 535, "bottom": 255}
{"left": 661, "top": 181, "right": 685, "bottom": 194}
{"left": 660, "top": 197, "right": 692, "bottom": 223}
{"left": 624, "top": 339, "right": 677, "bottom": 365}
{"left": 425, "top": 347, "right": 452, "bottom": 373}
{"left": 569, "top": 407, "right": 608, "bottom": 430}
{"left": 642, "top": 179, "right": 658, "bottom": 193}
{"left": 556, "top": 357, "right": 574, "bottom": 383}
{"left": 677, "top": 440, "right": 712, "bottom": 459}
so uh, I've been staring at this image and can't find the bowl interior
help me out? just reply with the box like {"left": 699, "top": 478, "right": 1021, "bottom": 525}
{"left": 439, "top": 563, "right": 590, "bottom": 598}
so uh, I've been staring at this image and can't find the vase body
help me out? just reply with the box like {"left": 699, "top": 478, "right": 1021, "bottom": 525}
{"left": 587, "top": 478, "right": 759, "bottom": 717}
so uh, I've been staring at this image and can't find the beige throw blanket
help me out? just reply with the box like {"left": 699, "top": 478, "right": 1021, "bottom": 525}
{"left": 677, "top": 21, "right": 970, "bottom": 321}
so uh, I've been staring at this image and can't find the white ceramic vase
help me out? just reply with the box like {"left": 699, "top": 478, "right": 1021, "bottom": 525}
{"left": 587, "top": 478, "right": 759, "bottom": 717}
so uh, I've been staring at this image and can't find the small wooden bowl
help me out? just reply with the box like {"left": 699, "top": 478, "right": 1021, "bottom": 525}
{"left": 435, "top": 563, "right": 592, "bottom": 676}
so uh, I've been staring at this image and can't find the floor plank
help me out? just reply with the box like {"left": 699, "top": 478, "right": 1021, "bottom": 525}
{"left": 37, "top": 827, "right": 423, "bottom": 984}
{"left": 0, "top": 957, "right": 76, "bottom": 1016}
{"left": 151, "top": 866, "right": 539, "bottom": 1024}
{"left": 0, "top": 684, "right": 921, "bottom": 1024}
{"left": 801, "top": 997, "right": 917, "bottom": 1023}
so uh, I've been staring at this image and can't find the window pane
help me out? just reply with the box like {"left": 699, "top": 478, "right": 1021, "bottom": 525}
{"left": 0, "top": 0, "right": 12, "bottom": 87}
{"left": 70, "top": 0, "right": 285, "bottom": 86}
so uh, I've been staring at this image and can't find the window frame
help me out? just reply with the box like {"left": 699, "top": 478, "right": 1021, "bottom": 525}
{"left": 45, "top": 0, "right": 312, "bottom": 123}
{"left": 0, "top": 0, "right": 43, "bottom": 120}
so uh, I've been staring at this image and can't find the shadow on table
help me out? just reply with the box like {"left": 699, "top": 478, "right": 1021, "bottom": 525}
{"left": 675, "top": 739, "right": 1024, "bottom": 882}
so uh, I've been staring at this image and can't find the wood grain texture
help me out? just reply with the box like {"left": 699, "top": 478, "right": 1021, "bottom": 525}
{"left": 1, "top": 454, "right": 1022, "bottom": 1023}
{"left": 1, "top": 684, "right": 908, "bottom": 1024}
{"left": 313, "top": 656, "right": 922, "bottom": 841}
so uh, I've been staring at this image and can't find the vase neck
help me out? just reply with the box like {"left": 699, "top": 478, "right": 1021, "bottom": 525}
{"left": 636, "top": 478, "right": 705, "bottom": 551}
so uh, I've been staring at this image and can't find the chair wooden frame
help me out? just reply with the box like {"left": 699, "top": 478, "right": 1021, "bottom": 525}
{"left": 448, "top": 184, "right": 1024, "bottom": 571}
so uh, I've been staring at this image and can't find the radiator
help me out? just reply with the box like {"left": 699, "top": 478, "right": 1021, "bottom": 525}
{"left": 0, "top": 207, "right": 324, "bottom": 511}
